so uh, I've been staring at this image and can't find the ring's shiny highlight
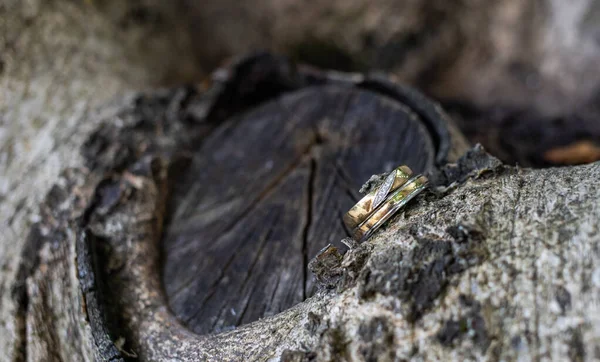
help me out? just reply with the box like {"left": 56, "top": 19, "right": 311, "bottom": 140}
{"left": 343, "top": 165, "right": 413, "bottom": 231}
{"left": 344, "top": 166, "right": 428, "bottom": 243}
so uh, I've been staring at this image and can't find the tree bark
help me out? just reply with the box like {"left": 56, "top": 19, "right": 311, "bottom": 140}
{"left": 3, "top": 51, "right": 600, "bottom": 361}
{"left": 1, "top": 0, "right": 203, "bottom": 360}
{"left": 2, "top": 2, "right": 600, "bottom": 362}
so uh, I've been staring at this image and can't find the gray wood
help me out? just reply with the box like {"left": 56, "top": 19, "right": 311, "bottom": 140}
{"left": 0, "top": 0, "right": 203, "bottom": 360}
{"left": 2, "top": 1, "right": 600, "bottom": 360}
{"left": 70, "top": 128, "right": 600, "bottom": 361}
{"left": 162, "top": 85, "right": 437, "bottom": 334}
{"left": 5, "top": 52, "right": 600, "bottom": 361}
{"left": 67, "top": 51, "right": 462, "bottom": 358}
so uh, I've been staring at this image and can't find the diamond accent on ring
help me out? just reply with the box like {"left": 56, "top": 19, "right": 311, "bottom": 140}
{"left": 371, "top": 170, "right": 396, "bottom": 211}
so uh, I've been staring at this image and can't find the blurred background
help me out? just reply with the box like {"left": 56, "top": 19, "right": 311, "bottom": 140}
{"left": 3, "top": 0, "right": 600, "bottom": 177}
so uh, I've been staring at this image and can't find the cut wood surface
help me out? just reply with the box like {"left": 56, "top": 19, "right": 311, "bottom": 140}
{"left": 164, "top": 84, "right": 441, "bottom": 334}
{"left": 76, "top": 53, "right": 464, "bottom": 345}
{"left": 3, "top": 52, "right": 600, "bottom": 361}
{"left": 2, "top": 1, "right": 600, "bottom": 361}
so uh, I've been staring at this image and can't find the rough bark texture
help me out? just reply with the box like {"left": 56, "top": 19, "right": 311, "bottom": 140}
{"left": 2, "top": 1, "right": 600, "bottom": 362}
{"left": 3, "top": 51, "right": 600, "bottom": 361}
{"left": 300, "top": 158, "right": 600, "bottom": 362}
{"left": 0, "top": 0, "right": 203, "bottom": 360}
{"left": 73, "top": 53, "right": 467, "bottom": 360}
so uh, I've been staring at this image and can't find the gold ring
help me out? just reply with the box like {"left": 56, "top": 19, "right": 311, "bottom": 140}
{"left": 351, "top": 174, "right": 428, "bottom": 242}
{"left": 343, "top": 165, "right": 413, "bottom": 231}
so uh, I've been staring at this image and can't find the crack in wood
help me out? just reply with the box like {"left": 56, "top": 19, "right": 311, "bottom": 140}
{"left": 162, "top": 83, "right": 439, "bottom": 333}
{"left": 181, "top": 210, "right": 281, "bottom": 327}
{"left": 210, "top": 133, "right": 324, "bottom": 242}
{"left": 302, "top": 156, "right": 317, "bottom": 301}
{"left": 233, "top": 214, "right": 279, "bottom": 323}
{"left": 234, "top": 285, "right": 258, "bottom": 329}
{"left": 181, "top": 253, "right": 237, "bottom": 323}
{"left": 333, "top": 163, "right": 361, "bottom": 202}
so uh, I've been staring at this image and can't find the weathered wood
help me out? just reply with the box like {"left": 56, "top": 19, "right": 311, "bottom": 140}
{"left": 65, "top": 54, "right": 455, "bottom": 359}
{"left": 4, "top": 52, "right": 599, "bottom": 362}
{"left": 164, "top": 85, "right": 441, "bottom": 334}
{"left": 2, "top": 1, "right": 600, "bottom": 360}
{"left": 75, "top": 54, "right": 464, "bottom": 341}
{"left": 0, "top": 0, "right": 203, "bottom": 360}
{"left": 76, "top": 115, "right": 600, "bottom": 361}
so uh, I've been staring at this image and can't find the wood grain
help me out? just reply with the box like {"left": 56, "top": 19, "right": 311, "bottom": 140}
{"left": 6, "top": 50, "right": 600, "bottom": 361}
{"left": 2, "top": 51, "right": 463, "bottom": 360}
{"left": 162, "top": 84, "right": 437, "bottom": 334}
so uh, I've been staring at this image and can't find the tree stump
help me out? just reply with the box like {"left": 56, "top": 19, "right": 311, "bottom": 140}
{"left": 76, "top": 53, "right": 465, "bottom": 359}
{"left": 2, "top": 53, "right": 600, "bottom": 362}
{"left": 161, "top": 56, "right": 458, "bottom": 335}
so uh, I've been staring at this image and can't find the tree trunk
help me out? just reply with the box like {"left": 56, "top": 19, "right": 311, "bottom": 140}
{"left": 2, "top": 2, "right": 600, "bottom": 362}
{"left": 3, "top": 50, "right": 600, "bottom": 361}
{"left": 1, "top": 0, "right": 203, "bottom": 359}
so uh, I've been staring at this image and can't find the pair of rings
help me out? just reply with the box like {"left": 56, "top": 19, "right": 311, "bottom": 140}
{"left": 344, "top": 165, "right": 428, "bottom": 243}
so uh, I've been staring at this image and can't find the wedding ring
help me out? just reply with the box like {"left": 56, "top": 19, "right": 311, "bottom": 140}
{"left": 351, "top": 174, "right": 428, "bottom": 242}
{"left": 343, "top": 165, "right": 413, "bottom": 231}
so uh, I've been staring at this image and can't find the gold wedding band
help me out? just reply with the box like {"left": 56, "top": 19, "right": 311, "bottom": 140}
{"left": 344, "top": 166, "right": 428, "bottom": 243}
{"left": 343, "top": 165, "right": 413, "bottom": 231}
{"left": 352, "top": 175, "right": 428, "bottom": 242}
